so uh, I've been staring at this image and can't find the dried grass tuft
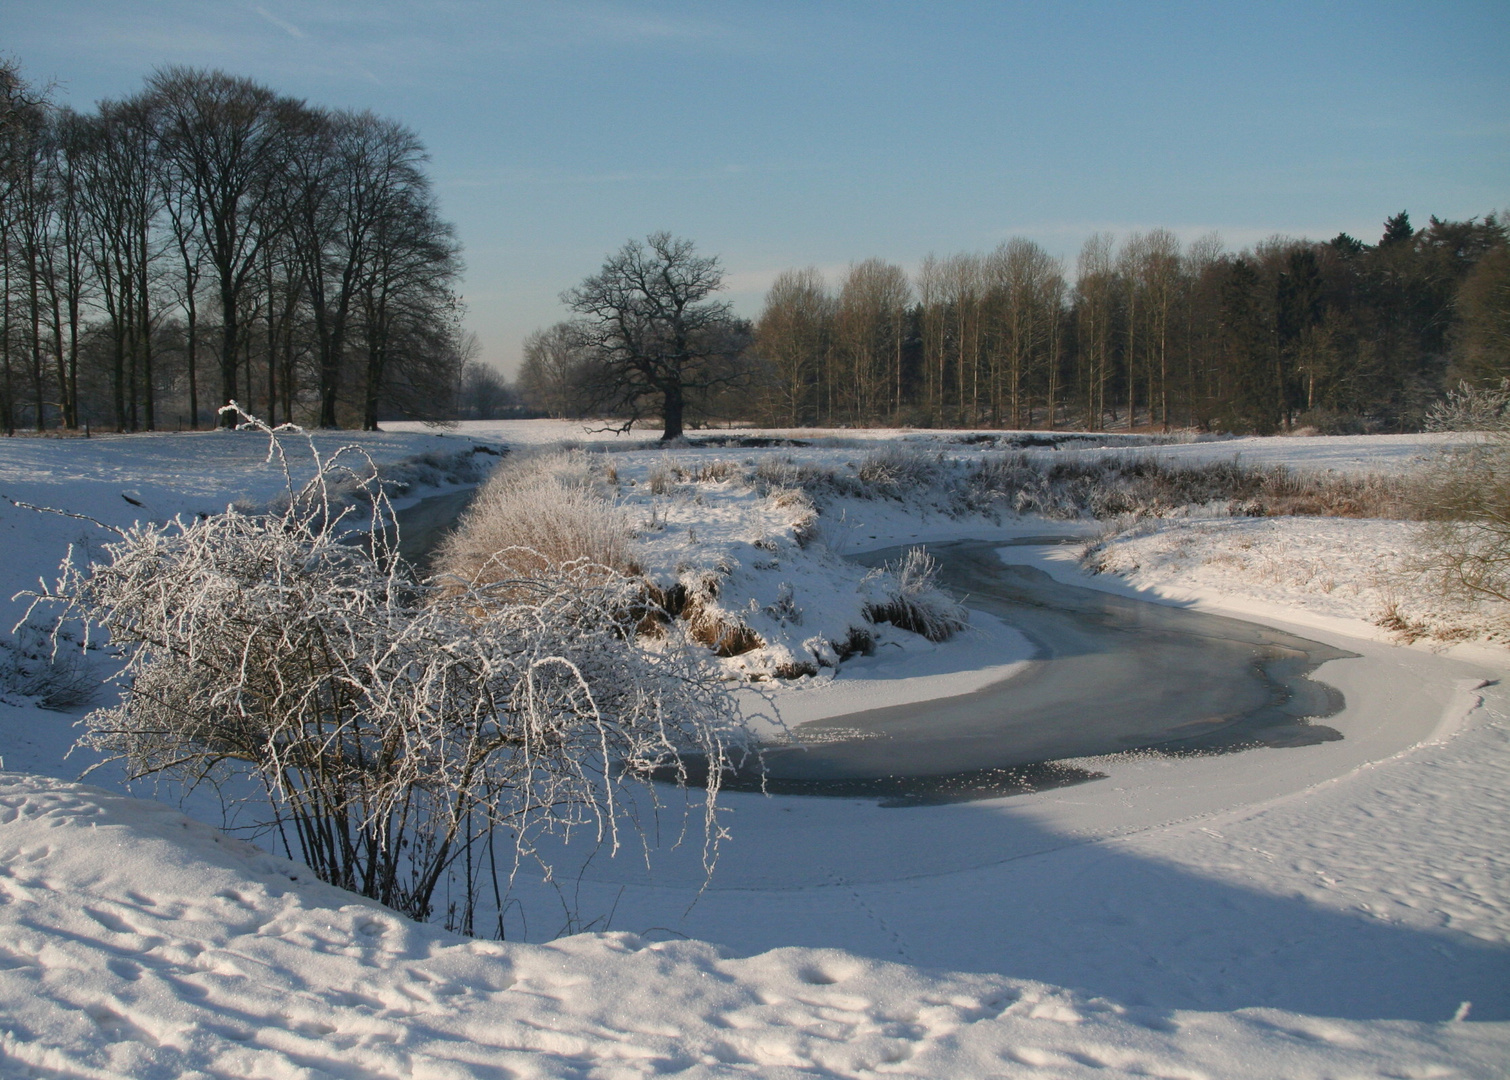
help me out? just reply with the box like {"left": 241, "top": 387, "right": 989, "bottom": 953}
{"left": 436, "top": 450, "right": 636, "bottom": 587}
{"left": 864, "top": 547, "right": 969, "bottom": 642}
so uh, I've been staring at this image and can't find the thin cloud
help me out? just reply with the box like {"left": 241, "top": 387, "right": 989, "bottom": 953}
{"left": 251, "top": 5, "right": 307, "bottom": 40}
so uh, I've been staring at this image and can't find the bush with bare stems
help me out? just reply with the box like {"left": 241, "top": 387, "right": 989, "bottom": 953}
{"left": 1411, "top": 425, "right": 1510, "bottom": 610}
{"left": 31, "top": 413, "right": 749, "bottom": 935}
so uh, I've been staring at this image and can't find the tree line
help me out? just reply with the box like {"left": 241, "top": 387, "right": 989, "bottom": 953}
{"left": 0, "top": 59, "right": 467, "bottom": 434}
{"left": 524, "top": 213, "right": 1508, "bottom": 436}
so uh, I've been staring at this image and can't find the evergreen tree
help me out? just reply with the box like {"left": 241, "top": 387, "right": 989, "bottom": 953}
{"left": 1380, "top": 211, "right": 1414, "bottom": 247}
{"left": 1220, "top": 258, "right": 1278, "bottom": 433}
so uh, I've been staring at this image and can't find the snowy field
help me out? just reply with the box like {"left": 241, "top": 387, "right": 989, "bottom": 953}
{"left": 1, "top": 423, "right": 1507, "bottom": 1077}
{"left": 387, "top": 417, "right": 1468, "bottom": 475}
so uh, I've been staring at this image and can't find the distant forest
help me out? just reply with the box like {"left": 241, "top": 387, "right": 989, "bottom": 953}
{"left": 0, "top": 59, "right": 474, "bottom": 434}
{"left": 522, "top": 211, "right": 1508, "bottom": 435}
{"left": 7, "top": 58, "right": 1505, "bottom": 437}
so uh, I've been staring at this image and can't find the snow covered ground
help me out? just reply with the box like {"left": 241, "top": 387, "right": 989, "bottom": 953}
{"left": 0, "top": 425, "right": 502, "bottom": 642}
{"left": 1081, "top": 514, "right": 1510, "bottom": 649}
{"left": 1, "top": 424, "right": 1507, "bottom": 1077}
{"left": 387, "top": 418, "right": 1468, "bottom": 476}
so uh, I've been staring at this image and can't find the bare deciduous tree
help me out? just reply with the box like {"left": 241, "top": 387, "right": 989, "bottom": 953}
{"left": 147, "top": 68, "right": 295, "bottom": 427}
{"left": 834, "top": 259, "right": 909, "bottom": 423}
{"left": 518, "top": 321, "right": 593, "bottom": 418}
{"left": 754, "top": 266, "right": 831, "bottom": 426}
{"left": 564, "top": 232, "right": 747, "bottom": 440}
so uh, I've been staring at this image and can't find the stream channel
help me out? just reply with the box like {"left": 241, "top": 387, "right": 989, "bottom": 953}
{"left": 395, "top": 492, "right": 1356, "bottom": 806}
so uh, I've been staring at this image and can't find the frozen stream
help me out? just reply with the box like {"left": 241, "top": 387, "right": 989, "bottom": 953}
{"left": 397, "top": 489, "right": 1353, "bottom": 804}
{"left": 738, "top": 539, "right": 1355, "bottom": 801}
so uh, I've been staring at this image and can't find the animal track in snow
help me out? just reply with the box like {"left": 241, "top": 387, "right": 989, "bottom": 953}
{"left": 84, "top": 1003, "right": 161, "bottom": 1047}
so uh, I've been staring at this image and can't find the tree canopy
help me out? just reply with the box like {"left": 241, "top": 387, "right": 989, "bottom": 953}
{"left": 563, "top": 232, "right": 749, "bottom": 441}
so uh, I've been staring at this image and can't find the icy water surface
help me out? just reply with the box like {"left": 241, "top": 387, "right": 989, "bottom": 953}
{"left": 391, "top": 486, "right": 479, "bottom": 570}
{"left": 736, "top": 539, "right": 1355, "bottom": 804}
{"left": 395, "top": 485, "right": 1354, "bottom": 806}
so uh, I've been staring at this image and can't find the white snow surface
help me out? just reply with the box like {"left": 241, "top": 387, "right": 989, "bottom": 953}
{"left": 388, "top": 419, "right": 1469, "bottom": 475}
{"left": 0, "top": 426, "right": 500, "bottom": 637}
{"left": 1079, "top": 514, "right": 1510, "bottom": 651}
{"left": 2, "top": 425, "right": 1508, "bottom": 1077}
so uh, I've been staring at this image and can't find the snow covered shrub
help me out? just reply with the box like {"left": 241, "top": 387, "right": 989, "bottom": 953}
{"left": 855, "top": 444, "right": 942, "bottom": 497}
{"left": 764, "top": 484, "right": 818, "bottom": 544}
{"left": 1410, "top": 424, "right": 1510, "bottom": 607}
{"left": 863, "top": 547, "right": 969, "bottom": 642}
{"left": 1253, "top": 468, "right": 1416, "bottom": 519}
{"left": 437, "top": 448, "right": 636, "bottom": 586}
{"left": 966, "top": 453, "right": 1412, "bottom": 521}
{"left": 752, "top": 455, "right": 847, "bottom": 496}
{"left": 1425, "top": 380, "right": 1510, "bottom": 432}
{"left": 649, "top": 568, "right": 764, "bottom": 657}
{"left": 36, "top": 414, "right": 749, "bottom": 933}
{"left": 646, "top": 457, "right": 679, "bottom": 495}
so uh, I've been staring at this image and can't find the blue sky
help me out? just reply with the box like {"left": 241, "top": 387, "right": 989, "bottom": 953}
{"left": 10, "top": 1, "right": 1508, "bottom": 376}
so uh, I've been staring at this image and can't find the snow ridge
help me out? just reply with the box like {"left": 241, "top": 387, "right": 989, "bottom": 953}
{"left": 2, "top": 771, "right": 1506, "bottom": 1079}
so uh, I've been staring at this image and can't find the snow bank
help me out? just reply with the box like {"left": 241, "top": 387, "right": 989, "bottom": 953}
{"left": 3, "top": 769, "right": 1506, "bottom": 1078}
{"left": 1083, "top": 515, "right": 1510, "bottom": 648}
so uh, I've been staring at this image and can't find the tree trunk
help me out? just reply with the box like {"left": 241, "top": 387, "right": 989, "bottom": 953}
{"left": 219, "top": 277, "right": 239, "bottom": 427}
{"left": 661, "top": 382, "right": 685, "bottom": 440}
{"left": 185, "top": 293, "right": 198, "bottom": 428}
{"left": 139, "top": 219, "right": 154, "bottom": 431}
{"left": 2, "top": 222, "right": 14, "bottom": 436}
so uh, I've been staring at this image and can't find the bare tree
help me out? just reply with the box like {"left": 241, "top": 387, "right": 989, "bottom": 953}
{"left": 1135, "top": 228, "right": 1182, "bottom": 430}
{"left": 564, "top": 232, "right": 746, "bottom": 440}
{"left": 754, "top": 266, "right": 830, "bottom": 426}
{"left": 355, "top": 170, "right": 461, "bottom": 429}
{"left": 915, "top": 254, "right": 950, "bottom": 424}
{"left": 41, "top": 110, "right": 90, "bottom": 429}
{"left": 456, "top": 353, "right": 518, "bottom": 420}
{"left": 518, "top": 321, "right": 593, "bottom": 418}
{"left": 283, "top": 109, "right": 443, "bottom": 428}
{"left": 74, "top": 97, "right": 167, "bottom": 431}
{"left": 943, "top": 253, "right": 984, "bottom": 423}
{"left": 1182, "top": 232, "right": 1227, "bottom": 425}
{"left": 1074, "top": 234, "right": 1117, "bottom": 429}
{"left": 0, "top": 62, "right": 48, "bottom": 434}
{"left": 834, "top": 259, "right": 909, "bottom": 423}
{"left": 985, "top": 238, "right": 1059, "bottom": 428}
{"left": 147, "top": 68, "right": 295, "bottom": 427}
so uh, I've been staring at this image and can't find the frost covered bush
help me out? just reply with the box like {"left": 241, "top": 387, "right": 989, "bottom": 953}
{"left": 863, "top": 547, "right": 969, "bottom": 642}
{"left": 743, "top": 449, "right": 1411, "bottom": 523}
{"left": 855, "top": 444, "right": 943, "bottom": 496}
{"left": 965, "top": 453, "right": 1414, "bottom": 521}
{"left": 35, "top": 415, "right": 749, "bottom": 934}
{"left": 1425, "top": 380, "right": 1510, "bottom": 432}
{"left": 436, "top": 448, "right": 637, "bottom": 586}
{"left": 752, "top": 454, "right": 862, "bottom": 499}
{"left": 1411, "top": 425, "right": 1510, "bottom": 607}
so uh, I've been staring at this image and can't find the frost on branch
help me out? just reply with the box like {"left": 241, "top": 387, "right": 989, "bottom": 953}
{"left": 38, "top": 411, "right": 751, "bottom": 933}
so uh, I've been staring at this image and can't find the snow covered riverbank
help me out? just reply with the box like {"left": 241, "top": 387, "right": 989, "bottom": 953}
{"left": 1, "top": 426, "right": 1506, "bottom": 1077}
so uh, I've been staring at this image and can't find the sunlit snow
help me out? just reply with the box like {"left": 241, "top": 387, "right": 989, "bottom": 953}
{"left": 1, "top": 422, "right": 1505, "bottom": 1078}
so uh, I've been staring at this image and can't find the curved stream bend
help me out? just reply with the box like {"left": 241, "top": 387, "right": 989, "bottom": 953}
{"left": 393, "top": 486, "right": 1357, "bottom": 808}
{"left": 733, "top": 539, "right": 1356, "bottom": 804}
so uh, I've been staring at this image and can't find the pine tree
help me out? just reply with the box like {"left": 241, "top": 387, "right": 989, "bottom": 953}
{"left": 1381, "top": 211, "right": 1414, "bottom": 247}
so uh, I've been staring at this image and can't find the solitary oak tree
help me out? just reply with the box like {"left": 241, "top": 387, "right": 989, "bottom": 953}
{"left": 564, "top": 232, "right": 746, "bottom": 440}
